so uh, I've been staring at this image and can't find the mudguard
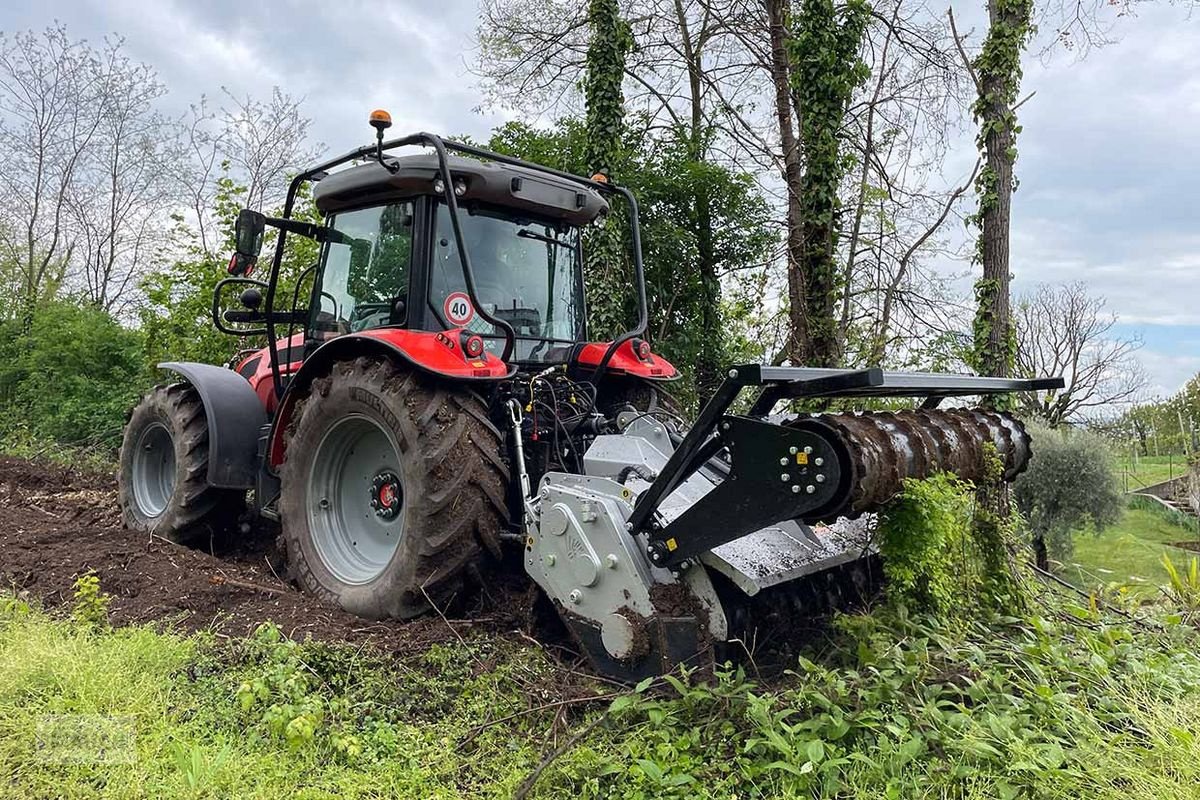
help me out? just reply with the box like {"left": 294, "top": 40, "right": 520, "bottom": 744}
{"left": 264, "top": 329, "right": 511, "bottom": 469}
{"left": 160, "top": 362, "right": 268, "bottom": 489}
{"left": 574, "top": 340, "right": 678, "bottom": 379}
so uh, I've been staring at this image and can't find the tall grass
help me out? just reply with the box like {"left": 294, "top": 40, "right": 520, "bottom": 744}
{"left": 0, "top": 597, "right": 561, "bottom": 798}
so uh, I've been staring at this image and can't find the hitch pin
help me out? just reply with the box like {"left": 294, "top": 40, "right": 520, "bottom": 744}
{"left": 507, "top": 399, "right": 532, "bottom": 499}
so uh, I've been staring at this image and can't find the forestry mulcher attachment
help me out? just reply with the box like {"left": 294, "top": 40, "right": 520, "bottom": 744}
{"left": 119, "top": 112, "right": 1062, "bottom": 680}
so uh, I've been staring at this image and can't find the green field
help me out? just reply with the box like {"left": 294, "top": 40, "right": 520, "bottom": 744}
{"left": 1065, "top": 503, "right": 1200, "bottom": 598}
{"left": 1116, "top": 454, "right": 1189, "bottom": 491}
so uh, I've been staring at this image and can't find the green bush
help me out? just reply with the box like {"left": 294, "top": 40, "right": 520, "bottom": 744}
{"left": 1014, "top": 424, "right": 1123, "bottom": 566}
{"left": 0, "top": 299, "right": 146, "bottom": 450}
{"left": 876, "top": 448, "right": 1023, "bottom": 616}
{"left": 876, "top": 472, "right": 975, "bottom": 614}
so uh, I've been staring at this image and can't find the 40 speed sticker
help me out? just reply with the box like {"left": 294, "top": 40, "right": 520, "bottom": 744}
{"left": 443, "top": 291, "right": 474, "bottom": 326}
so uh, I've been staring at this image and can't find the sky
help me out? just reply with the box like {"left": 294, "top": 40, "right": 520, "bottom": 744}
{"left": 2, "top": 0, "right": 1199, "bottom": 398}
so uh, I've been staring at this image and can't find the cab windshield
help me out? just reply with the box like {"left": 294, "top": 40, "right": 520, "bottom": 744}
{"left": 430, "top": 204, "right": 585, "bottom": 361}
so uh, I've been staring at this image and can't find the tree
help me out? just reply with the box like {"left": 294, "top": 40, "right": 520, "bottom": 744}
{"left": 1014, "top": 282, "right": 1147, "bottom": 426}
{"left": 177, "top": 89, "right": 321, "bottom": 261}
{"left": 1014, "top": 423, "right": 1122, "bottom": 569}
{"left": 69, "top": 41, "right": 179, "bottom": 313}
{"left": 486, "top": 119, "right": 773, "bottom": 408}
{"left": 140, "top": 176, "right": 321, "bottom": 374}
{"left": 0, "top": 26, "right": 108, "bottom": 324}
{"left": 763, "top": 0, "right": 811, "bottom": 366}
{"left": 219, "top": 88, "right": 321, "bottom": 213}
{"left": 582, "top": 0, "right": 634, "bottom": 340}
{"left": 789, "top": 0, "right": 871, "bottom": 367}
{"left": 953, "top": 0, "right": 1031, "bottom": 381}
{"left": 476, "top": 0, "right": 981, "bottom": 372}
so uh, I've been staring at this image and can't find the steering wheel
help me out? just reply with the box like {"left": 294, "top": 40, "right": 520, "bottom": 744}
{"left": 349, "top": 297, "right": 406, "bottom": 332}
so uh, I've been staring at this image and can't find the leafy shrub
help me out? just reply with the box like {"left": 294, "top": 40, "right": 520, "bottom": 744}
{"left": 235, "top": 623, "right": 340, "bottom": 751}
{"left": 0, "top": 299, "right": 146, "bottom": 450}
{"left": 876, "top": 472, "right": 975, "bottom": 614}
{"left": 1014, "top": 423, "right": 1122, "bottom": 565}
{"left": 876, "top": 450, "right": 1022, "bottom": 616}
{"left": 70, "top": 571, "right": 111, "bottom": 630}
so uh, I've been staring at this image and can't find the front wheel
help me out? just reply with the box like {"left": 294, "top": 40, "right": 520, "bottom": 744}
{"left": 279, "top": 357, "right": 510, "bottom": 619}
{"left": 118, "top": 384, "right": 243, "bottom": 543}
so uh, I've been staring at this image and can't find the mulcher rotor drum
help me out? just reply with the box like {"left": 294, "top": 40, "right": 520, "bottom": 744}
{"left": 794, "top": 409, "right": 1032, "bottom": 521}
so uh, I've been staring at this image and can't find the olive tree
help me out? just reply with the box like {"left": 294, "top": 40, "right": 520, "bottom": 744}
{"left": 1013, "top": 422, "right": 1122, "bottom": 570}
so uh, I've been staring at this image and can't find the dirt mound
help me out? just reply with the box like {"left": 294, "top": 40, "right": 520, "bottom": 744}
{"left": 0, "top": 457, "right": 532, "bottom": 655}
{"left": 0, "top": 455, "right": 114, "bottom": 492}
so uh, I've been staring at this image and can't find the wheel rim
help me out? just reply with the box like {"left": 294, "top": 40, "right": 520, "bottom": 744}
{"left": 131, "top": 421, "right": 176, "bottom": 518}
{"left": 307, "top": 414, "right": 405, "bottom": 585}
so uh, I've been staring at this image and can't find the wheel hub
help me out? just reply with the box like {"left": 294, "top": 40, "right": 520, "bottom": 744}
{"left": 131, "top": 421, "right": 175, "bottom": 518}
{"left": 370, "top": 471, "right": 403, "bottom": 520}
{"left": 306, "top": 415, "right": 406, "bottom": 585}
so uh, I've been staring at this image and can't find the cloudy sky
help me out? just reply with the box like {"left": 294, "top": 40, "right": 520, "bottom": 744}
{"left": 3, "top": 0, "right": 1198, "bottom": 396}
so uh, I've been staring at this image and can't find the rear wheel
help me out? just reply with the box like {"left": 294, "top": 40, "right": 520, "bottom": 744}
{"left": 118, "top": 384, "right": 243, "bottom": 543}
{"left": 279, "top": 357, "right": 509, "bottom": 619}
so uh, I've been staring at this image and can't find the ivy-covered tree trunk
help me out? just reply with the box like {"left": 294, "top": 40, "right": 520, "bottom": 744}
{"left": 969, "top": 0, "right": 1032, "bottom": 380}
{"left": 788, "top": 0, "right": 870, "bottom": 368}
{"left": 583, "top": 0, "right": 632, "bottom": 340}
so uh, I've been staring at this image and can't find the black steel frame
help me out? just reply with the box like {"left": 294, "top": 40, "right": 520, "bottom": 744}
{"left": 256, "top": 132, "right": 649, "bottom": 398}
{"left": 627, "top": 364, "right": 1064, "bottom": 566}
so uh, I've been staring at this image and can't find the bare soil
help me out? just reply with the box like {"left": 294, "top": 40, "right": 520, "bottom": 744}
{"left": 0, "top": 456, "right": 534, "bottom": 655}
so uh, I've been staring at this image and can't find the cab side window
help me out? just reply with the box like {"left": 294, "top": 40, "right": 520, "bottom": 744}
{"left": 313, "top": 202, "right": 414, "bottom": 337}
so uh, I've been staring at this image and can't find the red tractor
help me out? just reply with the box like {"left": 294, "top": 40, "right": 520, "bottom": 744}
{"left": 119, "top": 112, "right": 1060, "bottom": 679}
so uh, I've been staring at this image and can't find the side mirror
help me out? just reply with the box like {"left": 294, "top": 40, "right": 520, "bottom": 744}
{"left": 229, "top": 209, "right": 266, "bottom": 276}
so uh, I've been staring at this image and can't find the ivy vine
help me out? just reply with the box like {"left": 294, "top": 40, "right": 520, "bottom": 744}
{"left": 583, "top": 0, "right": 633, "bottom": 339}
{"left": 966, "top": 0, "right": 1034, "bottom": 381}
{"left": 788, "top": 0, "right": 871, "bottom": 367}
{"left": 877, "top": 446, "right": 1025, "bottom": 616}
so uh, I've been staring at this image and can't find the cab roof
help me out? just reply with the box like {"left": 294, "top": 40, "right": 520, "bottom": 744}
{"left": 312, "top": 153, "right": 609, "bottom": 227}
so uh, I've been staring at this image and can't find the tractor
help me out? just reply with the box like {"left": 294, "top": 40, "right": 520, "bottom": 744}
{"left": 118, "top": 111, "right": 1061, "bottom": 680}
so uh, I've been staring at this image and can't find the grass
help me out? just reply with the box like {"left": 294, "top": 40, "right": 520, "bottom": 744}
{"left": 10, "top": 580, "right": 1200, "bottom": 798}
{"left": 1065, "top": 507, "right": 1188, "bottom": 591}
{"left": 1116, "top": 454, "right": 1188, "bottom": 490}
{"left": 0, "top": 598, "right": 580, "bottom": 799}
{"left": 1064, "top": 503, "right": 1200, "bottom": 598}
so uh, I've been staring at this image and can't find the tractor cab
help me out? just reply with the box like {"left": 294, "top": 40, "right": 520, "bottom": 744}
{"left": 216, "top": 115, "right": 674, "bottom": 411}
{"left": 306, "top": 153, "right": 604, "bottom": 364}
